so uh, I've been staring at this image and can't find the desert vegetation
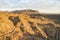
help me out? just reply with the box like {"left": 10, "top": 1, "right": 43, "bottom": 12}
{"left": 0, "top": 9, "right": 60, "bottom": 40}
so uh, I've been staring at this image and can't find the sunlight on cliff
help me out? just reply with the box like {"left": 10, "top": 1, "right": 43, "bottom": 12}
{"left": 0, "top": 11, "right": 60, "bottom": 40}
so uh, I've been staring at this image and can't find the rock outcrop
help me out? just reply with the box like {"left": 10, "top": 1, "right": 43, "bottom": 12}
{"left": 0, "top": 9, "right": 60, "bottom": 40}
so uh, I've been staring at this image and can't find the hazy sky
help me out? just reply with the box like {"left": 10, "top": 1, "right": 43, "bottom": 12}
{"left": 0, "top": 0, "right": 60, "bottom": 13}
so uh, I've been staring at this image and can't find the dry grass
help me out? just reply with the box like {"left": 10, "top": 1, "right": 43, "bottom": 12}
{"left": 0, "top": 12, "right": 59, "bottom": 40}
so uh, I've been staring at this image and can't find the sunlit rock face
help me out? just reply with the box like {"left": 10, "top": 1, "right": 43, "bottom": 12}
{"left": 0, "top": 10, "right": 60, "bottom": 40}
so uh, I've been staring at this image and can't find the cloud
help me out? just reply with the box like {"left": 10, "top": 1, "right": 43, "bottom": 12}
{"left": 20, "top": 0, "right": 32, "bottom": 3}
{"left": 28, "top": 0, "right": 60, "bottom": 10}
{"left": 0, "top": 0, "right": 11, "bottom": 8}
{"left": 0, "top": 0, "right": 60, "bottom": 13}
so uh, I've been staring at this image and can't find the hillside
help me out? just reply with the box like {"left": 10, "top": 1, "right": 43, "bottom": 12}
{"left": 0, "top": 9, "right": 60, "bottom": 40}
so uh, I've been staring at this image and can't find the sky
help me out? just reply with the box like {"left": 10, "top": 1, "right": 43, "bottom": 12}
{"left": 0, "top": 0, "right": 60, "bottom": 13}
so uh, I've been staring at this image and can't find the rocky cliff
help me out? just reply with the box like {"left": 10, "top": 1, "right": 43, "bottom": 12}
{"left": 0, "top": 9, "right": 60, "bottom": 40}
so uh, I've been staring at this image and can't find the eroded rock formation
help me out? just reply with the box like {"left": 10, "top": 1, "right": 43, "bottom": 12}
{"left": 0, "top": 10, "right": 60, "bottom": 40}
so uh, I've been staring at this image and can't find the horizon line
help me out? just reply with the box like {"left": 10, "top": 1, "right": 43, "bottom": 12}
{"left": 0, "top": 8, "right": 60, "bottom": 14}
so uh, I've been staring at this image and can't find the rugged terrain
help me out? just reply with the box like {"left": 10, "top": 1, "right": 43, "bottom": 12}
{"left": 0, "top": 9, "right": 60, "bottom": 40}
